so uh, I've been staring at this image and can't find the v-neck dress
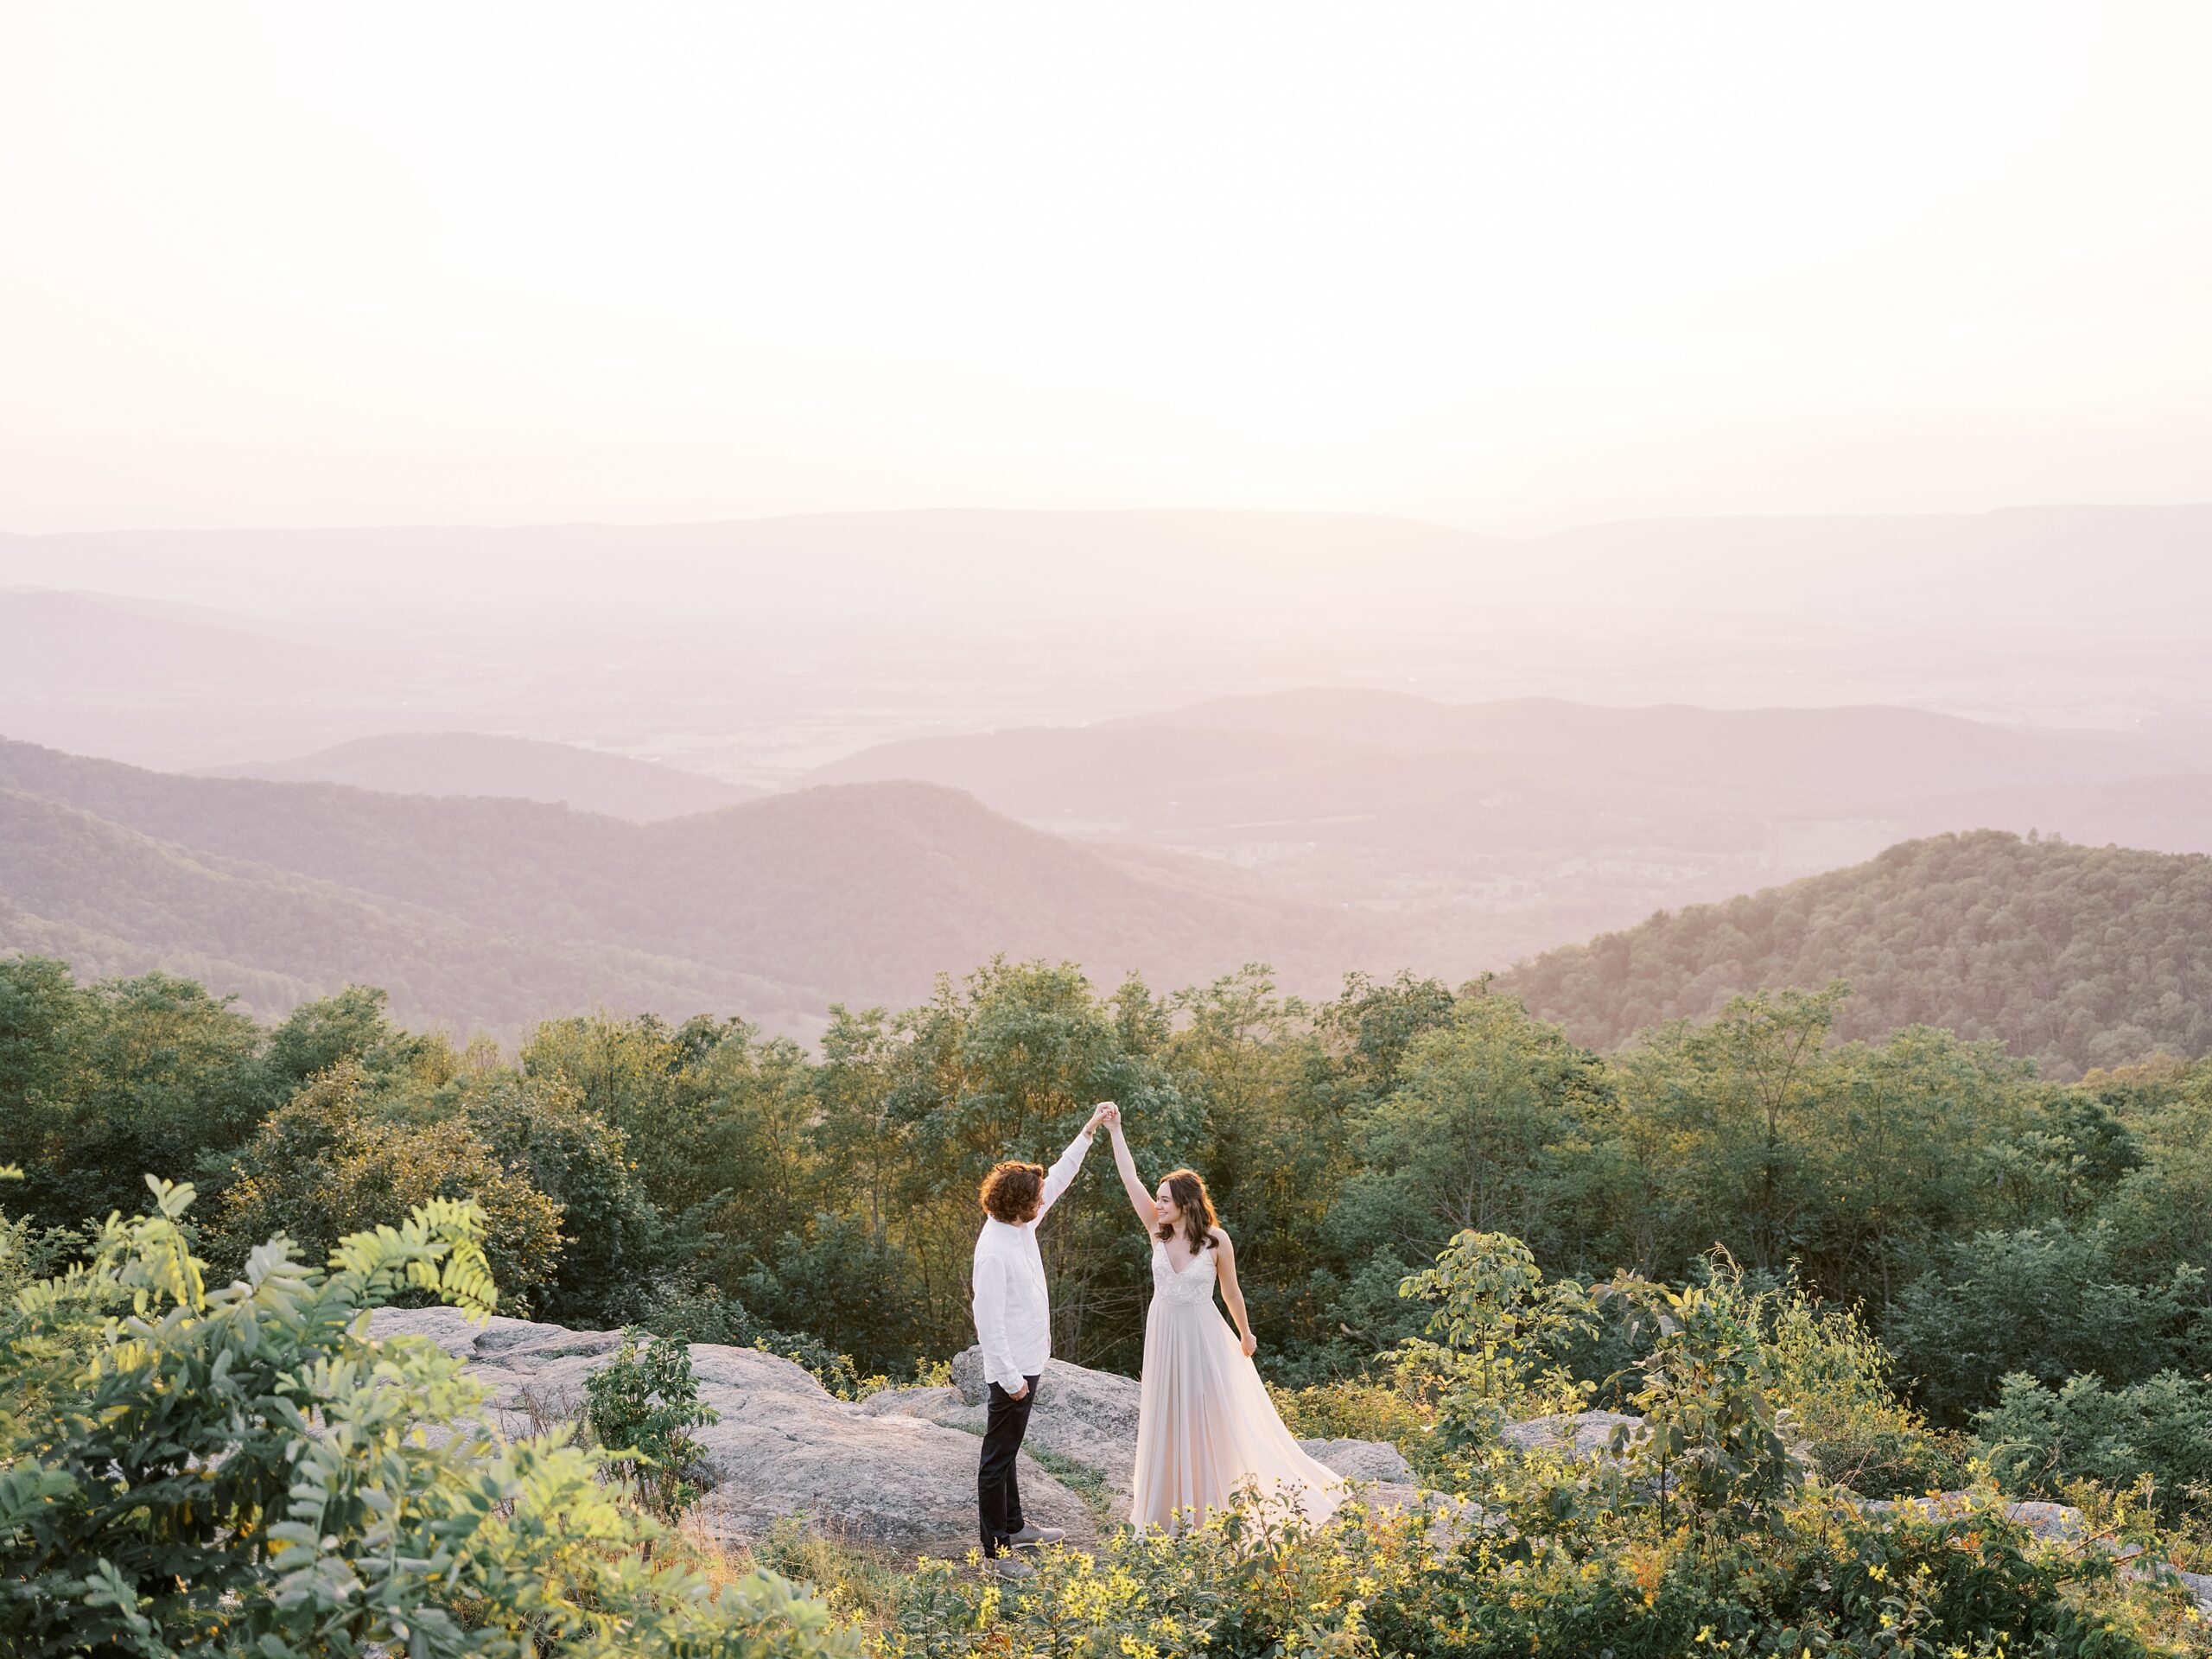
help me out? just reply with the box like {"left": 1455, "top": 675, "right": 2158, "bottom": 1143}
{"left": 1128, "top": 1236, "right": 1346, "bottom": 1534}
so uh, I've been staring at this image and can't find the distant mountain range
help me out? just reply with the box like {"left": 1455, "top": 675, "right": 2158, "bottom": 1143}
{"left": 204, "top": 733, "right": 760, "bottom": 823}
{"left": 0, "top": 737, "right": 1416, "bottom": 1038}
{"left": 5, "top": 734, "right": 2209, "bottom": 1071}
{"left": 5, "top": 505, "right": 2211, "bottom": 778}
{"left": 1498, "top": 830, "right": 2212, "bottom": 1078}
{"left": 9, "top": 504, "right": 2211, "bottom": 626}
{"left": 814, "top": 687, "right": 2212, "bottom": 963}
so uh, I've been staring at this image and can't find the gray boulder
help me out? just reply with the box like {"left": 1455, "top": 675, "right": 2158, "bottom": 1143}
{"left": 867, "top": 1351, "right": 1145, "bottom": 1497}
{"left": 1861, "top": 1491, "right": 2087, "bottom": 1544}
{"left": 874, "top": 1345, "right": 1417, "bottom": 1511}
{"left": 1501, "top": 1410, "right": 1643, "bottom": 1460}
{"left": 1297, "top": 1437, "right": 1414, "bottom": 1484}
{"left": 1996, "top": 1499, "right": 2087, "bottom": 1543}
{"left": 368, "top": 1308, "right": 1093, "bottom": 1558}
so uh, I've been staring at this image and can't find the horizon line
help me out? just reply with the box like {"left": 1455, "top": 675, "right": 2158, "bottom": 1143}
{"left": 6, "top": 498, "right": 2211, "bottom": 544}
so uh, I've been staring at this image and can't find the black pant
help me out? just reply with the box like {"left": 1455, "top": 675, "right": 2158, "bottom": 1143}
{"left": 977, "top": 1375, "right": 1039, "bottom": 1555}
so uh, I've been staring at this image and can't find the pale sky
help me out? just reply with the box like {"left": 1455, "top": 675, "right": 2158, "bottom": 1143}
{"left": 3, "top": 3, "right": 2208, "bottom": 534}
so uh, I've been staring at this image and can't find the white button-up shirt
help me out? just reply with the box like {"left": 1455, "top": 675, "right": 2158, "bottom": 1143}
{"left": 971, "top": 1128, "right": 1095, "bottom": 1390}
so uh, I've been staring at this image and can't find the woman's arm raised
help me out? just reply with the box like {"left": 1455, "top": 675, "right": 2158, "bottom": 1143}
{"left": 1100, "top": 1105, "right": 1158, "bottom": 1231}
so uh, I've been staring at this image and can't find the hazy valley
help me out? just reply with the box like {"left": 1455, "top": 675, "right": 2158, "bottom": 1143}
{"left": 7, "top": 505, "right": 2212, "bottom": 993}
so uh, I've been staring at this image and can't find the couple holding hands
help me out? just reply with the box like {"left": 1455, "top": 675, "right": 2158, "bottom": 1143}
{"left": 969, "top": 1099, "right": 1344, "bottom": 1577}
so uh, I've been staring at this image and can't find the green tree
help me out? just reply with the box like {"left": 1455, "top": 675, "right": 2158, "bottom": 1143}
{"left": 1599, "top": 1259, "right": 1806, "bottom": 1537}
{"left": 882, "top": 959, "right": 1192, "bottom": 1370}
{"left": 741, "top": 1211, "right": 926, "bottom": 1376}
{"left": 1813, "top": 1027, "right": 2025, "bottom": 1309}
{"left": 3, "top": 967, "right": 270, "bottom": 1232}
{"left": 213, "top": 1064, "right": 565, "bottom": 1313}
{"left": 1614, "top": 983, "right": 1847, "bottom": 1280}
{"left": 1164, "top": 968, "right": 1341, "bottom": 1353}
{"left": 1396, "top": 1230, "right": 1596, "bottom": 1444}
{"left": 0, "top": 1178, "right": 851, "bottom": 1658}
{"left": 1327, "top": 993, "right": 1603, "bottom": 1348}
{"left": 454, "top": 1071, "right": 665, "bottom": 1325}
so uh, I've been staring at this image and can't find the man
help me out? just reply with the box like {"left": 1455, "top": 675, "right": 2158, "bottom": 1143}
{"left": 971, "top": 1101, "right": 1113, "bottom": 1579}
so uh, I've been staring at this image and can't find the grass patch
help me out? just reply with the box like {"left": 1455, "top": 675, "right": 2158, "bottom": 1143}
{"left": 1020, "top": 1443, "right": 1121, "bottom": 1528}
{"left": 937, "top": 1419, "right": 1122, "bottom": 1528}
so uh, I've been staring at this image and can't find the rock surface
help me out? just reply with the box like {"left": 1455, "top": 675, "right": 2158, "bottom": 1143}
{"left": 1500, "top": 1410, "right": 1643, "bottom": 1459}
{"left": 868, "top": 1345, "right": 1417, "bottom": 1510}
{"left": 1858, "top": 1491, "right": 2086, "bottom": 1541}
{"left": 369, "top": 1308, "right": 1094, "bottom": 1558}
{"left": 1296, "top": 1437, "right": 1416, "bottom": 1484}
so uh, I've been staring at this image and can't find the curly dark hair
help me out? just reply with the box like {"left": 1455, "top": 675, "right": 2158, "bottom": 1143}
{"left": 979, "top": 1160, "right": 1046, "bottom": 1224}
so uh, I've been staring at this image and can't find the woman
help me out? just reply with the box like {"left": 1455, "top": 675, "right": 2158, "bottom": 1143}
{"left": 1096, "top": 1103, "right": 1344, "bottom": 1534}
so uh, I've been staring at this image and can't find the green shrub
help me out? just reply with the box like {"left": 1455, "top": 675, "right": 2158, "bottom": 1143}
{"left": 1977, "top": 1369, "right": 2212, "bottom": 1522}
{"left": 1269, "top": 1370, "right": 1450, "bottom": 1481}
{"left": 582, "top": 1326, "right": 720, "bottom": 1520}
{"left": 0, "top": 1175, "right": 855, "bottom": 1658}
{"left": 873, "top": 1483, "right": 2178, "bottom": 1659}
{"left": 1885, "top": 1221, "right": 2212, "bottom": 1426}
{"left": 1395, "top": 1230, "right": 1596, "bottom": 1450}
{"left": 639, "top": 1280, "right": 870, "bottom": 1399}
{"left": 1764, "top": 1289, "right": 1969, "bottom": 1498}
{"left": 1595, "top": 1260, "right": 1806, "bottom": 1535}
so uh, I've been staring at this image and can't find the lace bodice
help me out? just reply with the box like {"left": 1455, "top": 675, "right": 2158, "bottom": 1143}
{"left": 1151, "top": 1237, "right": 1219, "bottom": 1307}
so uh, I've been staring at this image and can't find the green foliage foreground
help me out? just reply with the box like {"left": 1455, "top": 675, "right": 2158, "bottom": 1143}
{"left": 868, "top": 1229, "right": 2208, "bottom": 1657}
{"left": 8, "top": 952, "right": 2212, "bottom": 1653}
{"left": 3, "top": 1180, "right": 2208, "bottom": 1656}
{"left": 0, "top": 1175, "right": 854, "bottom": 1659}
{"left": 884, "top": 1484, "right": 2178, "bottom": 1659}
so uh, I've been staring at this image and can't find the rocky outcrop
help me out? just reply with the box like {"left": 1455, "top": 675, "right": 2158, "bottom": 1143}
{"left": 1500, "top": 1410, "right": 1643, "bottom": 1460}
{"left": 1297, "top": 1437, "right": 1416, "bottom": 1484}
{"left": 368, "top": 1313, "right": 2192, "bottom": 1610}
{"left": 1859, "top": 1491, "right": 2083, "bottom": 1536}
{"left": 861, "top": 1346, "right": 1421, "bottom": 1514}
{"left": 866, "top": 1350, "right": 1149, "bottom": 1497}
{"left": 369, "top": 1308, "right": 1094, "bottom": 1558}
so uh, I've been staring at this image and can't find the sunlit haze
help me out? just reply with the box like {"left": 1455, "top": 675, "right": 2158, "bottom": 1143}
{"left": 5, "top": 2, "right": 2209, "bottom": 532}
{"left": 11, "top": 10, "right": 2212, "bottom": 1604}
{"left": 4, "top": 2, "right": 2212, "bottom": 1044}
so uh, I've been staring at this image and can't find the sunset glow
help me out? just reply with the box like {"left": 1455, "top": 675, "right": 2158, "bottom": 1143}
{"left": 4, "top": 3, "right": 2209, "bottom": 531}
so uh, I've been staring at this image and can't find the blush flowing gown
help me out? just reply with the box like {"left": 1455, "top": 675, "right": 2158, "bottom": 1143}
{"left": 1128, "top": 1238, "right": 1346, "bottom": 1534}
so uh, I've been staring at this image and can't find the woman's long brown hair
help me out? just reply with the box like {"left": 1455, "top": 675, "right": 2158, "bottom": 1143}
{"left": 1154, "top": 1168, "right": 1219, "bottom": 1255}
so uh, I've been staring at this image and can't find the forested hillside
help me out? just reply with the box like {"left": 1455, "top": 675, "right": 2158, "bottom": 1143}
{"left": 0, "top": 737, "right": 1415, "bottom": 1034}
{"left": 0, "top": 788, "right": 797, "bottom": 1031}
{"left": 8, "top": 955, "right": 2209, "bottom": 1459}
{"left": 1501, "top": 830, "right": 2212, "bottom": 1075}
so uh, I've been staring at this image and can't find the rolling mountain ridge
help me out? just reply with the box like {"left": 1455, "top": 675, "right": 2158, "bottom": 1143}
{"left": 4, "top": 734, "right": 2209, "bottom": 1073}
{"left": 0, "top": 737, "right": 1422, "bottom": 1037}
{"left": 203, "top": 732, "right": 760, "bottom": 822}
{"left": 812, "top": 688, "right": 2210, "bottom": 963}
